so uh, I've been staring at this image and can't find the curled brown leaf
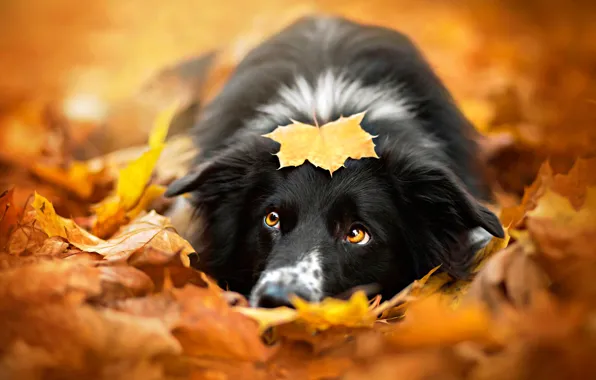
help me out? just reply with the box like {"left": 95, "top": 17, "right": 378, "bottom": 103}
{"left": 465, "top": 243, "right": 551, "bottom": 315}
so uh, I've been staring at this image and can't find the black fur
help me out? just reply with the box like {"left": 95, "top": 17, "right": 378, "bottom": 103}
{"left": 166, "top": 16, "right": 504, "bottom": 305}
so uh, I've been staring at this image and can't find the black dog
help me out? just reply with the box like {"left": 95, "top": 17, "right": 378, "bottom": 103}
{"left": 165, "top": 15, "right": 505, "bottom": 308}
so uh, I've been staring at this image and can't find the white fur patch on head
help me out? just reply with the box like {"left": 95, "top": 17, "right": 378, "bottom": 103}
{"left": 249, "top": 69, "right": 414, "bottom": 132}
{"left": 249, "top": 248, "right": 324, "bottom": 306}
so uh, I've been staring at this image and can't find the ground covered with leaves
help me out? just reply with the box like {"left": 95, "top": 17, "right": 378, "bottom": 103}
{"left": 2, "top": 99, "right": 596, "bottom": 380}
{"left": 2, "top": 1, "right": 596, "bottom": 379}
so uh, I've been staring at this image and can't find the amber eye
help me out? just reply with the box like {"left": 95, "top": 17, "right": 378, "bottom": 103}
{"left": 346, "top": 225, "right": 371, "bottom": 245}
{"left": 264, "top": 211, "right": 280, "bottom": 228}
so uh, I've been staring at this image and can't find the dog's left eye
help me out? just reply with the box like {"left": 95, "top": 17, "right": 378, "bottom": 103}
{"left": 345, "top": 225, "right": 371, "bottom": 245}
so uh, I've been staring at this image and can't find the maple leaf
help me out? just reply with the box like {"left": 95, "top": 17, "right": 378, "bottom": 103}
{"left": 500, "top": 157, "right": 596, "bottom": 229}
{"left": 524, "top": 187, "right": 596, "bottom": 261}
{"left": 91, "top": 101, "right": 178, "bottom": 238}
{"left": 500, "top": 161, "right": 554, "bottom": 228}
{"left": 551, "top": 158, "right": 596, "bottom": 207}
{"left": 262, "top": 112, "right": 379, "bottom": 175}
{"left": 528, "top": 187, "right": 596, "bottom": 232}
{"left": 524, "top": 187, "right": 596, "bottom": 303}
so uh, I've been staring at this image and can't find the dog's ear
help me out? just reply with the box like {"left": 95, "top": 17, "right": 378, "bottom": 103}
{"left": 387, "top": 157, "right": 504, "bottom": 279}
{"left": 397, "top": 162, "right": 504, "bottom": 239}
{"left": 165, "top": 137, "right": 277, "bottom": 199}
{"left": 165, "top": 160, "right": 217, "bottom": 197}
{"left": 164, "top": 137, "right": 278, "bottom": 279}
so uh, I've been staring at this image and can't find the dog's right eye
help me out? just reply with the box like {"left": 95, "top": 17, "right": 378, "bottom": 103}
{"left": 264, "top": 211, "right": 281, "bottom": 229}
{"left": 345, "top": 224, "right": 371, "bottom": 245}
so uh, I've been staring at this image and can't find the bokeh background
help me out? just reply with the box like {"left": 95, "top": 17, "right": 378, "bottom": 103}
{"left": 1, "top": 0, "right": 595, "bottom": 214}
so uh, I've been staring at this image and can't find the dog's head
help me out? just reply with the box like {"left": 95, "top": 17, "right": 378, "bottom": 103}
{"left": 166, "top": 133, "right": 504, "bottom": 308}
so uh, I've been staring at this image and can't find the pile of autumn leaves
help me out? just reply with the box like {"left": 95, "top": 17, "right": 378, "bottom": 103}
{"left": 1, "top": 105, "right": 596, "bottom": 380}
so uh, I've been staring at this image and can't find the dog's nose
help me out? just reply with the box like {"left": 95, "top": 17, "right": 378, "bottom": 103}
{"left": 255, "top": 283, "right": 307, "bottom": 309}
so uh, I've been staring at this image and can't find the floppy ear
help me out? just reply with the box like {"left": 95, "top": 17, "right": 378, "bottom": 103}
{"left": 399, "top": 163, "right": 505, "bottom": 239}
{"left": 387, "top": 156, "right": 505, "bottom": 279}
{"left": 164, "top": 137, "right": 279, "bottom": 282}
{"left": 165, "top": 160, "right": 217, "bottom": 198}
{"left": 165, "top": 137, "right": 278, "bottom": 200}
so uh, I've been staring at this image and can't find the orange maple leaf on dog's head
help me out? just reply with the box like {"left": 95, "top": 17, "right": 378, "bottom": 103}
{"left": 262, "top": 112, "right": 379, "bottom": 175}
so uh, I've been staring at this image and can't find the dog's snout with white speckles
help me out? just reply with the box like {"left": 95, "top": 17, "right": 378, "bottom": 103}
{"left": 249, "top": 249, "right": 324, "bottom": 307}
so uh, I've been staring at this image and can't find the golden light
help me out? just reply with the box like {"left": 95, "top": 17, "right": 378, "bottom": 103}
{"left": 63, "top": 93, "right": 108, "bottom": 123}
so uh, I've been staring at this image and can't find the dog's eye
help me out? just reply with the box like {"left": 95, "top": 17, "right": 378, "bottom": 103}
{"left": 345, "top": 225, "right": 370, "bottom": 245}
{"left": 264, "top": 211, "right": 281, "bottom": 229}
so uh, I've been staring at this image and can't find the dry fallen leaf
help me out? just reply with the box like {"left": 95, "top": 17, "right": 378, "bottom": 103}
{"left": 262, "top": 112, "right": 379, "bottom": 175}
{"left": 524, "top": 186, "right": 596, "bottom": 303}
{"left": 344, "top": 347, "right": 472, "bottom": 380}
{"left": 291, "top": 291, "right": 377, "bottom": 332}
{"left": 471, "top": 294, "right": 596, "bottom": 380}
{"left": 499, "top": 161, "right": 554, "bottom": 228}
{"left": 0, "top": 189, "right": 22, "bottom": 250}
{"left": 6, "top": 206, "right": 56, "bottom": 257}
{"left": 237, "top": 267, "right": 446, "bottom": 337}
{"left": 385, "top": 294, "right": 495, "bottom": 349}
{"left": 465, "top": 243, "right": 551, "bottom": 314}
{"left": 0, "top": 260, "right": 102, "bottom": 306}
{"left": 116, "top": 284, "right": 271, "bottom": 362}
{"left": 32, "top": 192, "right": 101, "bottom": 246}
{"left": 30, "top": 160, "right": 109, "bottom": 200}
{"left": 235, "top": 306, "right": 298, "bottom": 335}
{"left": 32, "top": 192, "right": 194, "bottom": 269}
{"left": 94, "top": 210, "right": 195, "bottom": 266}
{"left": 500, "top": 157, "right": 596, "bottom": 228}
{"left": 93, "top": 266, "right": 156, "bottom": 304}
{"left": 549, "top": 157, "right": 596, "bottom": 209}
{"left": 91, "top": 102, "right": 179, "bottom": 238}
{"left": 374, "top": 265, "right": 443, "bottom": 320}
{"left": 466, "top": 158, "right": 596, "bottom": 316}
{"left": 526, "top": 187, "right": 596, "bottom": 262}
{"left": 527, "top": 187, "right": 596, "bottom": 239}
{"left": 1, "top": 302, "right": 181, "bottom": 380}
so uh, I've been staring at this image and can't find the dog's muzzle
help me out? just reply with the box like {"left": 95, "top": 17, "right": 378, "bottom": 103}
{"left": 249, "top": 249, "right": 324, "bottom": 308}
{"left": 250, "top": 282, "right": 312, "bottom": 309}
